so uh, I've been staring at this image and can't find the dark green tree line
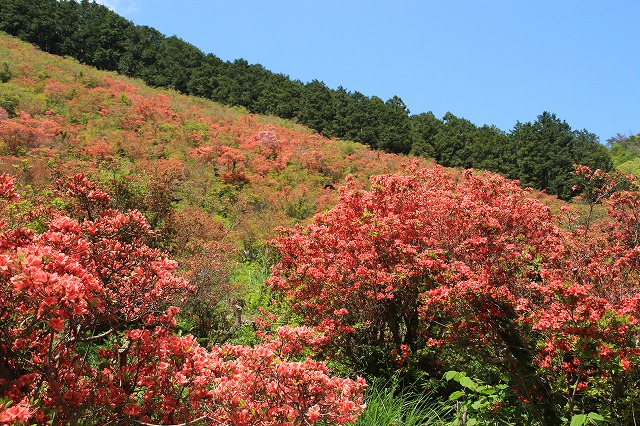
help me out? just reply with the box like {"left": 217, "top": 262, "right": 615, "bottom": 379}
{"left": 509, "top": 112, "right": 612, "bottom": 199}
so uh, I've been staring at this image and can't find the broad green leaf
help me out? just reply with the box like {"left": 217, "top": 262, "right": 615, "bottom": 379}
{"left": 478, "top": 385, "right": 496, "bottom": 395}
{"left": 449, "top": 390, "right": 465, "bottom": 401}
{"left": 587, "top": 412, "right": 606, "bottom": 422}
{"left": 444, "top": 370, "right": 459, "bottom": 381}
{"left": 571, "top": 414, "right": 587, "bottom": 426}
{"left": 458, "top": 375, "right": 477, "bottom": 391}
{"left": 471, "top": 399, "right": 483, "bottom": 409}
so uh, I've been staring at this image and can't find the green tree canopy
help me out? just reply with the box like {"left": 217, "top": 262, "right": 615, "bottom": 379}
{"left": 509, "top": 112, "right": 612, "bottom": 199}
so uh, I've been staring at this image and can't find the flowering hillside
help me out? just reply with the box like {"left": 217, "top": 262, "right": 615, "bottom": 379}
{"left": 3, "top": 31, "right": 639, "bottom": 425}
{"left": 0, "top": 32, "right": 424, "bottom": 256}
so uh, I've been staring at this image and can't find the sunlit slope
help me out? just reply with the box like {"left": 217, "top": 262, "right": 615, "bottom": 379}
{"left": 0, "top": 32, "right": 430, "bottom": 252}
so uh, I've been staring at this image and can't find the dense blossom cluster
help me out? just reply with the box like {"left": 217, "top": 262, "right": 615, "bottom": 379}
{"left": 0, "top": 174, "right": 365, "bottom": 425}
{"left": 269, "top": 164, "right": 640, "bottom": 423}
{"left": 0, "top": 110, "right": 60, "bottom": 155}
{"left": 269, "top": 166, "right": 560, "bottom": 354}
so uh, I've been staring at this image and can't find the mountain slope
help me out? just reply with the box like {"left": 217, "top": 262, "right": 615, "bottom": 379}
{"left": 0, "top": 0, "right": 614, "bottom": 200}
{"left": 0, "top": 32, "right": 424, "bottom": 257}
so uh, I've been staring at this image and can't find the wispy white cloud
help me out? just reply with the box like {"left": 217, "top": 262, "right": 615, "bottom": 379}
{"left": 93, "top": 0, "right": 141, "bottom": 16}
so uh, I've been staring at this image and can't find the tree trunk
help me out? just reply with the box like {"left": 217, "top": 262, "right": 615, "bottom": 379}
{"left": 496, "top": 318, "right": 562, "bottom": 425}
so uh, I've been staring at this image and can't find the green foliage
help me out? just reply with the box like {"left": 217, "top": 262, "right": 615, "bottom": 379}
{"left": 0, "top": 62, "right": 12, "bottom": 83}
{"left": 297, "top": 79, "right": 334, "bottom": 135}
{"left": 608, "top": 132, "right": 640, "bottom": 175}
{"left": 231, "top": 258, "right": 274, "bottom": 313}
{"left": 509, "top": 112, "right": 613, "bottom": 199}
{"left": 409, "top": 111, "right": 442, "bottom": 158}
{"left": 408, "top": 110, "right": 613, "bottom": 199}
{"left": 352, "top": 378, "right": 451, "bottom": 426}
{"left": 283, "top": 192, "right": 316, "bottom": 220}
{"left": 433, "top": 112, "right": 477, "bottom": 168}
{"left": 616, "top": 157, "right": 640, "bottom": 176}
{"left": 443, "top": 371, "right": 528, "bottom": 426}
{"left": 608, "top": 133, "right": 639, "bottom": 165}
{"left": 380, "top": 96, "right": 412, "bottom": 153}
{"left": 569, "top": 412, "right": 607, "bottom": 426}
{"left": 0, "top": 82, "right": 31, "bottom": 116}
{"left": 351, "top": 372, "right": 608, "bottom": 426}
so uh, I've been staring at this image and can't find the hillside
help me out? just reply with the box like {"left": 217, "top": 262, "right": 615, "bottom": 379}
{"left": 3, "top": 29, "right": 640, "bottom": 426}
{"left": 0, "top": 0, "right": 614, "bottom": 200}
{"left": 0, "top": 32, "right": 426, "bottom": 256}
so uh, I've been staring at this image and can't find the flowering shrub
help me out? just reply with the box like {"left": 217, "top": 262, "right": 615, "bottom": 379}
{"left": 269, "top": 164, "right": 640, "bottom": 424}
{"left": 0, "top": 111, "right": 59, "bottom": 155}
{"left": 0, "top": 173, "right": 366, "bottom": 425}
{"left": 210, "top": 326, "right": 366, "bottom": 425}
{"left": 269, "top": 165, "right": 560, "bottom": 360}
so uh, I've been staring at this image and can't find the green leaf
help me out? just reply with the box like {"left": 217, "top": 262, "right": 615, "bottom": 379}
{"left": 449, "top": 390, "right": 465, "bottom": 401}
{"left": 458, "top": 375, "right": 477, "bottom": 391}
{"left": 587, "top": 412, "right": 606, "bottom": 422}
{"left": 571, "top": 414, "right": 587, "bottom": 426}
{"left": 467, "top": 418, "right": 478, "bottom": 425}
{"left": 478, "top": 385, "right": 496, "bottom": 395}
{"left": 444, "top": 370, "right": 459, "bottom": 381}
{"left": 471, "top": 400, "right": 483, "bottom": 410}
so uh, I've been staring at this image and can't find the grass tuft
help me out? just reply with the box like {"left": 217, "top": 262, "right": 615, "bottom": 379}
{"left": 352, "top": 378, "right": 451, "bottom": 426}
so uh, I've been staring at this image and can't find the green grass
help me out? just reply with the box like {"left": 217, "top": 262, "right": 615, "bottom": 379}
{"left": 352, "top": 379, "right": 451, "bottom": 426}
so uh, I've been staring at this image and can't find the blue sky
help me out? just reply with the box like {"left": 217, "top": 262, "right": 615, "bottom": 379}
{"left": 95, "top": 0, "right": 639, "bottom": 143}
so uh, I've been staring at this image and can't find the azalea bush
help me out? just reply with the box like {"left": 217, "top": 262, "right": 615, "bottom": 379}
{"left": 268, "top": 165, "right": 560, "bottom": 364}
{"left": 269, "top": 164, "right": 640, "bottom": 424}
{"left": 0, "top": 173, "right": 366, "bottom": 425}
